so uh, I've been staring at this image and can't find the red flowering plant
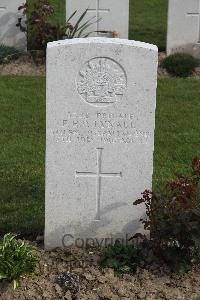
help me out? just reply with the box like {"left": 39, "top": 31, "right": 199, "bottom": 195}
{"left": 16, "top": 0, "right": 56, "bottom": 53}
{"left": 133, "top": 157, "right": 200, "bottom": 251}
{"left": 16, "top": 0, "right": 98, "bottom": 57}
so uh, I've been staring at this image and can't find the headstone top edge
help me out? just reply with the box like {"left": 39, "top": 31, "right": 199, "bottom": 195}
{"left": 47, "top": 38, "right": 158, "bottom": 52}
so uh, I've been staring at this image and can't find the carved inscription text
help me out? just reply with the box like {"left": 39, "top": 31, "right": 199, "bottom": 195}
{"left": 53, "top": 112, "right": 151, "bottom": 145}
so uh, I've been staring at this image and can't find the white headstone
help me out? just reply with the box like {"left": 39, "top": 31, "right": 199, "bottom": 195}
{"left": 66, "top": 0, "right": 129, "bottom": 38}
{"left": 45, "top": 38, "right": 158, "bottom": 249}
{"left": 0, "top": 0, "right": 26, "bottom": 51}
{"left": 167, "top": 0, "right": 200, "bottom": 57}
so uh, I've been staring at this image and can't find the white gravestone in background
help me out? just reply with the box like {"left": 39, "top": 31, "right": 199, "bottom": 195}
{"left": 66, "top": 0, "right": 129, "bottom": 38}
{"left": 45, "top": 38, "right": 158, "bottom": 249}
{"left": 167, "top": 0, "right": 200, "bottom": 57}
{"left": 0, "top": 0, "right": 26, "bottom": 51}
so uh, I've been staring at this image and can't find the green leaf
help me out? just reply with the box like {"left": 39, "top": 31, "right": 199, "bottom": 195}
{"left": 0, "top": 273, "right": 7, "bottom": 280}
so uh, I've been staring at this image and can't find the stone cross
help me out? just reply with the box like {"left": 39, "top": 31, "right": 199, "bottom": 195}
{"left": 187, "top": 3, "right": 200, "bottom": 42}
{"left": 76, "top": 148, "right": 122, "bottom": 221}
{"left": 87, "top": 0, "right": 110, "bottom": 33}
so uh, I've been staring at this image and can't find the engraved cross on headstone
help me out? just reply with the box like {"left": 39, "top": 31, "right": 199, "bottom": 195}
{"left": 187, "top": 2, "right": 200, "bottom": 42}
{"left": 76, "top": 148, "right": 122, "bottom": 221}
{"left": 87, "top": 0, "right": 110, "bottom": 33}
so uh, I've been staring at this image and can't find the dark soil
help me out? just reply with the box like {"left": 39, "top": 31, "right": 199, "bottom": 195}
{"left": 1, "top": 243, "right": 200, "bottom": 300}
{"left": 0, "top": 54, "right": 45, "bottom": 76}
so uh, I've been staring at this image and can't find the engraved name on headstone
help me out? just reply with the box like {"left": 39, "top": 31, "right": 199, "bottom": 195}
{"left": 45, "top": 38, "right": 158, "bottom": 249}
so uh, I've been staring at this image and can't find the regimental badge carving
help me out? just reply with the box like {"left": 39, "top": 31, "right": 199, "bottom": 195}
{"left": 77, "top": 57, "right": 127, "bottom": 106}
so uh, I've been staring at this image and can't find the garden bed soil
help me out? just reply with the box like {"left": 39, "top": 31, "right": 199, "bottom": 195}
{"left": 0, "top": 52, "right": 200, "bottom": 78}
{"left": 0, "top": 54, "right": 45, "bottom": 76}
{"left": 1, "top": 244, "right": 200, "bottom": 300}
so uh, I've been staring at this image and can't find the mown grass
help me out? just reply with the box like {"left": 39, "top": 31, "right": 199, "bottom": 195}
{"left": 0, "top": 76, "right": 45, "bottom": 235}
{"left": 130, "top": 0, "right": 168, "bottom": 49}
{"left": 154, "top": 79, "right": 200, "bottom": 189}
{"left": 0, "top": 76, "right": 199, "bottom": 235}
{"left": 48, "top": 0, "right": 66, "bottom": 26}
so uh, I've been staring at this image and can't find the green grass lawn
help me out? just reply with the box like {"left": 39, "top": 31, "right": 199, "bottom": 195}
{"left": 0, "top": 77, "right": 45, "bottom": 236}
{"left": 48, "top": 0, "right": 66, "bottom": 26}
{"left": 0, "top": 76, "right": 199, "bottom": 235}
{"left": 154, "top": 79, "right": 200, "bottom": 189}
{"left": 48, "top": 0, "right": 168, "bottom": 49}
{"left": 130, "top": 0, "right": 168, "bottom": 50}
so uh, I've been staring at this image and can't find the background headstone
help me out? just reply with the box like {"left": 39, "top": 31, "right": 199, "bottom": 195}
{"left": 167, "top": 0, "right": 200, "bottom": 57}
{"left": 66, "top": 0, "right": 129, "bottom": 38}
{"left": 45, "top": 38, "right": 158, "bottom": 249}
{"left": 0, "top": 0, "right": 26, "bottom": 51}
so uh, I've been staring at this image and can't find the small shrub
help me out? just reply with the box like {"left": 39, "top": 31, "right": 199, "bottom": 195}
{"left": 100, "top": 242, "right": 139, "bottom": 275}
{"left": 100, "top": 158, "right": 200, "bottom": 275}
{"left": 0, "top": 233, "right": 37, "bottom": 289}
{"left": 133, "top": 156, "right": 200, "bottom": 272}
{"left": 0, "top": 44, "right": 20, "bottom": 64}
{"left": 162, "top": 53, "right": 199, "bottom": 77}
{"left": 17, "top": 0, "right": 98, "bottom": 56}
{"left": 160, "top": 246, "right": 191, "bottom": 273}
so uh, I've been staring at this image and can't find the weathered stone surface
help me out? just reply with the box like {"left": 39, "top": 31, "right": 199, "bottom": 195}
{"left": 167, "top": 0, "right": 200, "bottom": 57}
{"left": 0, "top": 0, "right": 26, "bottom": 51}
{"left": 45, "top": 38, "right": 158, "bottom": 249}
{"left": 66, "top": 0, "right": 129, "bottom": 38}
